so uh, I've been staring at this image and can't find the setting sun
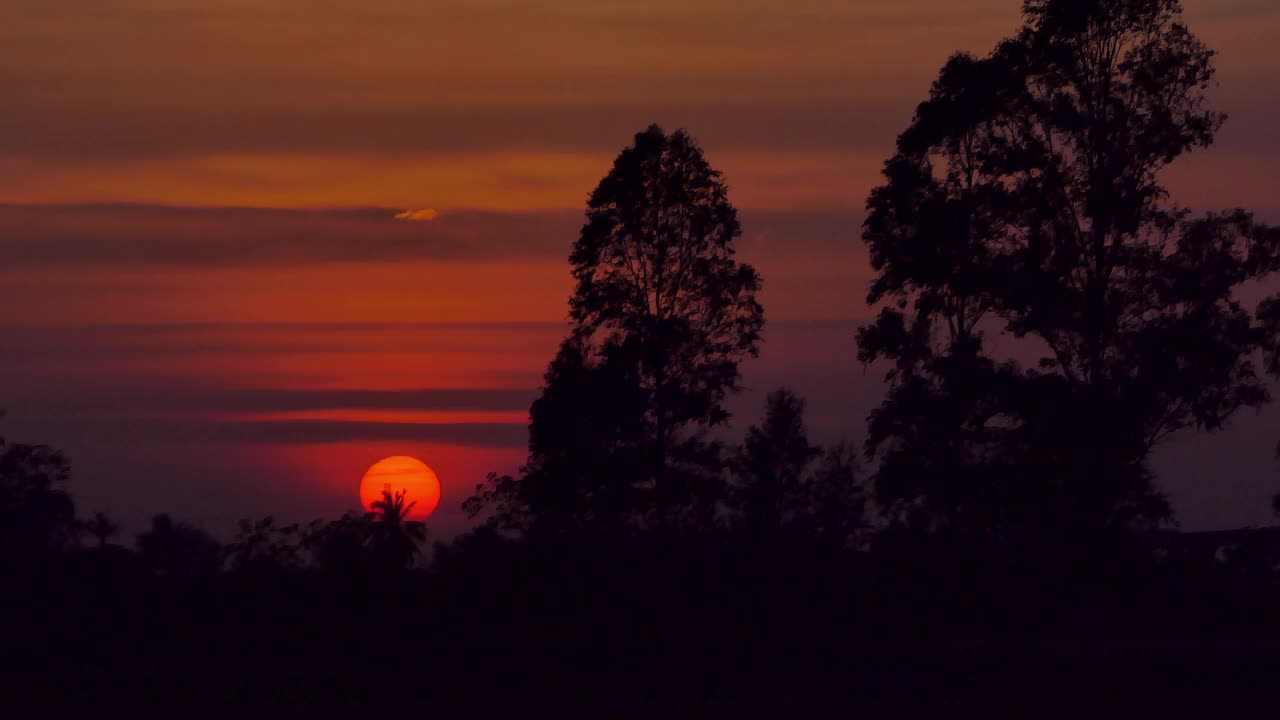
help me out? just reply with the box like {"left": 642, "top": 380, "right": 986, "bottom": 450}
{"left": 359, "top": 455, "right": 442, "bottom": 521}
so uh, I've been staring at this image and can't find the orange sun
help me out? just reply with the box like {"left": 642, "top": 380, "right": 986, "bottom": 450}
{"left": 358, "top": 455, "right": 441, "bottom": 521}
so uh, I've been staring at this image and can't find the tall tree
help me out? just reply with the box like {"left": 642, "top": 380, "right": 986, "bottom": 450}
{"left": 571, "top": 125, "right": 763, "bottom": 519}
{"left": 858, "top": 50, "right": 1042, "bottom": 532}
{"left": 859, "top": 0, "right": 1280, "bottom": 532}
{"left": 470, "top": 125, "right": 763, "bottom": 532}
{"left": 996, "top": 1, "right": 1277, "bottom": 516}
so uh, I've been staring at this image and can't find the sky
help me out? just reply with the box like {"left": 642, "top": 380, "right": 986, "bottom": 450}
{"left": 2, "top": 0, "right": 1279, "bottom": 538}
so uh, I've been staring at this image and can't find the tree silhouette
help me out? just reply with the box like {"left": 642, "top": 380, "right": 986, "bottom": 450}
{"left": 859, "top": 0, "right": 1280, "bottom": 533}
{"left": 570, "top": 125, "right": 763, "bottom": 522}
{"left": 731, "top": 389, "right": 820, "bottom": 536}
{"left": 136, "top": 513, "right": 222, "bottom": 580}
{"left": 0, "top": 435, "right": 77, "bottom": 565}
{"left": 1265, "top": 294, "right": 1280, "bottom": 382}
{"left": 857, "top": 49, "right": 1025, "bottom": 533}
{"left": 367, "top": 488, "right": 427, "bottom": 571}
{"left": 466, "top": 336, "right": 650, "bottom": 536}
{"left": 729, "top": 393, "right": 868, "bottom": 547}
{"left": 226, "top": 515, "right": 301, "bottom": 574}
{"left": 82, "top": 511, "right": 119, "bottom": 549}
{"left": 470, "top": 125, "right": 763, "bottom": 532}
{"left": 805, "top": 443, "right": 868, "bottom": 552}
{"left": 1265, "top": 294, "right": 1280, "bottom": 513}
{"left": 857, "top": 302, "right": 1023, "bottom": 532}
{"left": 301, "top": 511, "right": 372, "bottom": 575}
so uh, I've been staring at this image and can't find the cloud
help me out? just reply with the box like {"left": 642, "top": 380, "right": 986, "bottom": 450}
{"left": 193, "top": 419, "right": 529, "bottom": 447}
{"left": 0, "top": 103, "right": 915, "bottom": 163}
{"left": 9, "top": 414, "right": 529, "bottom": 449}
{"left": 1195, "top": 0, "right": 1280, "bottom": 21}
{"left": 395, "top": 208, "right": 440, "bottom": 221}
{"left": 19, "top": 387, "right": 540, "bottom": 415}
{"left": 0, "top": 203, "right": 581, "bottom": 267}
{"left": 2, "top": 0, "right": 1272, "bottom": 219}
{"left": 0, "top": 0, "right": 997, "bottom": 168}
{"left": 0, "top": 204, "right": 865, "bottom": 268}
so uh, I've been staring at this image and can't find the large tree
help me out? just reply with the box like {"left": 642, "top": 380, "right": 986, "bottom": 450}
{"left": 571, "top": 125, "right": 764, "bottom": 516}
{"left": 469, "top": 125, "right": 763, "bottom": 533}
{"left": 859, "top": 0, "right": 1280, "bottom": 533}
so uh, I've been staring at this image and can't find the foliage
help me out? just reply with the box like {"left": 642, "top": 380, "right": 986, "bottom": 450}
{"left": 731, "top": 389, "right": 821, "bottom": 534}
{"left": 82, "top": 511, "right": 120, "bottom": 548}
{"left": 571, "top": 124, "right": 762, "bottom": 519}
{"left": 469, "top": 125, "right": 763, "bottom": 533}
{"left": 729, "top": 390, "right": 868, "bottom": 546}
{"left": 472, "top": 337, "right": 650, "bottom": 536}
{"left": 367, "top": 487, "right": 427, "bottom": 571}
{"left": 0, "top": 436, "right": 77, "bottom": 563}
{"left": 570, "top": 124, "right": 763, "bottom": 441}
{"left": 136, "top": 513, "right": 223, "bottom": 580}
{"left": 806, "top": 443, "right": 868, "bottom": 551}
{"left": 301, "top": 511, "right": 372, "bottom": 574}
{"left": 858, "top": 0, "right": 1280, "bottom": 533}
{"left": 226, "top": 515, "right": 302, "bottom": 574}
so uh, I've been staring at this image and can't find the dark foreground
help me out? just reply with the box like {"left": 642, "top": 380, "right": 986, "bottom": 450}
{"left": 6, "top": 532, "right": 1280, "bottom": 718}
{"left": 6, "top": 646, "right": 1280, "bottom": 719}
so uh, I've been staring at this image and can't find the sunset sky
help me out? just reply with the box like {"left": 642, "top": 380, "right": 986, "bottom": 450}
{"left": 3, "top": 0, "right": 1279, "bottom": 537}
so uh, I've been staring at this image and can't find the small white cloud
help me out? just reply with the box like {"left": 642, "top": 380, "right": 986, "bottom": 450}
{"left": 395, "top": 208, "right": 440, "bottom": 222}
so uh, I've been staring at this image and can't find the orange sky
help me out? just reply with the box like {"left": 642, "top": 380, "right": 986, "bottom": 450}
{"left": 2, "top": 0, "right": 1279, "bottom": 536}
{"left": 4, "top": 1, "right": 1276, "bottom": 211}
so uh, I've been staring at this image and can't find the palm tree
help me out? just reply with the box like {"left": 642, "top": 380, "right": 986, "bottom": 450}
{"left": 367, "top": 487, "right": 427, "bottom": 571}
{"left": 83, "top": 511, "right": 119, "bottom": 548}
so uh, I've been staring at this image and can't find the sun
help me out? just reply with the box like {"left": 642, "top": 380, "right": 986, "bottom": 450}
{"left": 359, "top": 456, "right": 441, "bottom": 521}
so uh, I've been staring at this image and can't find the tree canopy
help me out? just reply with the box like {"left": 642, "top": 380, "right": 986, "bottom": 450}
{"left": 469, "top": 125, "right": 764, "bottom": 534}
{"left": 859, "top": 0, "right": 1280, "bottom": 534}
